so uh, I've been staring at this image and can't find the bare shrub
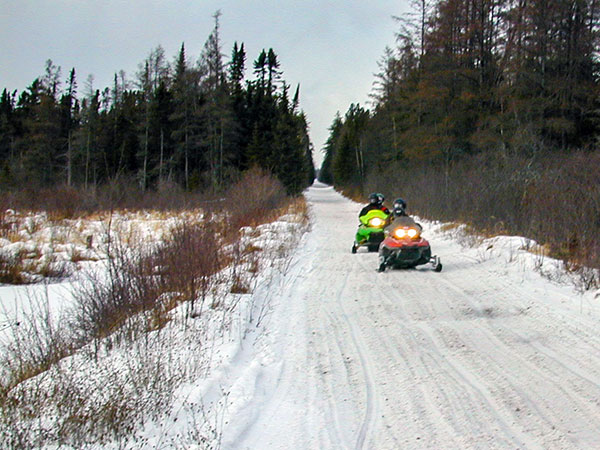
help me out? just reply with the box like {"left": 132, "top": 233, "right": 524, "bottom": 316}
{"left": 3, "top": 185, "right": 96, "bottom": 220}
{"left": 0, "top": 287, "right": 72, "bottom": 393}
{"left": 72, "top": 210, "right": 227, "bottom": 342}
{"left": 0, "top": 176, "right": 219, "bottom": 218}
{"left": 151, "top": 220, "right": 224, "bottom": 318}
{"left": 41, "top": 185, "right": 94, "bottom": 221}
{"left": 286, "top": 195, "right": 311, "bottom": 226}
{"left": 369, "top": 150, "right": 600, "bottom": 288}
{"left": 72, "top": 228, "right": 163, "bottom": 342}
{"left": 228, "top": 241, "right": 257, "bottom": 295}
{"left": 1, "top": 325, "right": 199, "bottom": 449}
{"left": 226, "top": 167, "right": 287, "bottom": 229}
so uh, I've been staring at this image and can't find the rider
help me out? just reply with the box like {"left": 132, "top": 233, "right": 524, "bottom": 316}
{"left": 359, "top": 193, "right": 390, "bottom": 218}
{"left": 384, "top": 198, "right": 422, "bottom": 233}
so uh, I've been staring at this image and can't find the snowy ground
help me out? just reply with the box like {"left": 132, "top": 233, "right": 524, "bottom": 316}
{"left": 3, "top": 182, "right": 600, "bottom": 449}
{"left": 212, "top": 181, "right": 600, "bottom": 450}
{"left": 0, "top": 209, "right": 203, "bottom": 341}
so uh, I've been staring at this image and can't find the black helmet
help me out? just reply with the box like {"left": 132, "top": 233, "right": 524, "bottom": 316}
{"left": 393, "top": 198, "right": 407, "bottom": 216}
{"left": 368, "top": 192, "right": 384, "bottom": 206}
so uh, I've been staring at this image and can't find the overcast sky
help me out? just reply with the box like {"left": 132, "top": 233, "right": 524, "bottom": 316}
{"left": 1, "top": 0, "right": 411, "bottom": 167}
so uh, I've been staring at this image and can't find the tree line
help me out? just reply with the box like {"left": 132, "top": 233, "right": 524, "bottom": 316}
{"left": 319, "top": 0, "right": 600, "bottom": 274}
{"left": 320, "top": 0, "right": 600, "bottom": 187}
{"left": 0, "top": 12, "right": 315, "bottom": 196}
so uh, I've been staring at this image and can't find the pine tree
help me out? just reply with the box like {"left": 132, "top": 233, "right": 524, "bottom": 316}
{"left": 253, "top": 50, "right": 268, "bottom": 89}
{"left": 319, "top": 113, "right": 343, "bottom": 184}
{"left": 171, "top": 43, "right": 201, "bottom": 189}
{"left": 228, "top": 42, "right": 249, "bottom": 170}
{"left": 136, "top": 46, "right": 170, "bottom": 190}
{"left": 0, "top": 12, "right": 317, "bottom": 194}
{"left": 229, "top": 42, "right": 246, "bottom": 93}
{"left": 17, "top": 76, "right": 62, "bottom": 186}
{"left": 266, "top": 48, "right": 282, "bottom": 94}
{"left": 60, "top": 68, "right": 78, "bottom": 186}
{"left": 138, "top": 60, "right": 152, "bottom": 190}
{"left": 0, "top": 89, "right": 16, "bottom": 179}
{"left": 77, "top": 75, "right": 101, "bottom": 188}
{"left": 199, "top": 10, "right": 235, "bottom": 191}
{"left": 152, "top": 80, "right": 174, "bottom": 185}
{"left": 270, "top": 84, "right": 302, "bottom": 194}
{"left": 332, "top": 104, "right": 369, "bottom": 187}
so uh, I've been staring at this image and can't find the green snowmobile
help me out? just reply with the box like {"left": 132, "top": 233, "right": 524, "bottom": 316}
{"left": 352, "top": 208, "right": 390, "bottom": 253}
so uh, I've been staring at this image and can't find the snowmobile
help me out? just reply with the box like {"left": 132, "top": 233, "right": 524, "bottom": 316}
{"left": 352, "top": 208, "right": 390, "bottom": 253}
{"left": 377, "top": 222, "right": 442, "bottom": 272}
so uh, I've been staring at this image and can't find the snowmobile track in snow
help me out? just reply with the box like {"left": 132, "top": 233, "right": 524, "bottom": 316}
{"left": 222, "top": 182, "right": 600, "bottom": 450}
{"left": 332, "top": 266, "right": 378, "bottom": 449}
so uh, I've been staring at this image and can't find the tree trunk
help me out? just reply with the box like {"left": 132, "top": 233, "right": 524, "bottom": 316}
{"left": 159, "top": 127, "right": 164, "bottom": 183}
{"left": 67, "top": 130, "right": 72, "bottom": 186}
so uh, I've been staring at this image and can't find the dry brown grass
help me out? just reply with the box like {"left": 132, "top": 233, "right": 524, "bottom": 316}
{"left": 366, "top": 150, "right": 600, "bottom": 288}
{"left": 0, "top": 168, "right": 310, "bottom": 448}
{"left": 0, "top": 252, "right": 27, "bottom": 284}
{"left": 439, "top": 222, "right": 463, "bottom": 233}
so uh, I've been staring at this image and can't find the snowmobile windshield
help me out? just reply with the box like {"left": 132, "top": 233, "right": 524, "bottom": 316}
{"left": 359, "top": 208, "right": 389, "bottom": 227}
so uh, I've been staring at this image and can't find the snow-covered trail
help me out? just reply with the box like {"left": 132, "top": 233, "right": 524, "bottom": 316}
{"left": 223, "top": 182, "right": 600, "bottom": 450}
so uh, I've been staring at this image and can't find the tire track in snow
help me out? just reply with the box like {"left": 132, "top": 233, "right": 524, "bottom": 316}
{"left": 447, "top": 323, "right": 600, "bottom": 448}
{"left": 227, "top": 184, "right": 600, "bottom": 449}
{"left": 392, "top": 271, "right": 549, "bottom": 447}
{"left": 224, "top": 230, "right": 340, "bottom": 450}
{"left": 353, "top": 256, "right": 486, "bottom": 447}
{"left": 369, "top": 248, "right": 600, "bottom": 448}
{"left": 307, "top": 279, "right": 354, "bottom": 448}
{"left": 436, "top": 272, "right": 600, "bottom": 442}
{"left": 359, "top": 256, "right": 536, "bottom": 449}
{"left": 351, "top": 261, "right": 464, "bottom": 447}
{"left": 333, "top": 261, "right": 379, "bottom": 450}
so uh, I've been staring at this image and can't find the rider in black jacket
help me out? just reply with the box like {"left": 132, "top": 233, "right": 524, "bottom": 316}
{"left": 384, "top": 198, "right": 421, "bottom": 232}
{"left": 359, "top": 193, "right": 390, "bottom": 218}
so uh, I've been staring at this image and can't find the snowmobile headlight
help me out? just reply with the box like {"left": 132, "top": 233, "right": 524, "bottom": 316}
{"left": 407, "top": 228, "right": 419, "bottom": 238}
{"left": 393, "top": 228, "right": 407, "bottom": 239}
{"left": 368, "top": 217, "right": 385, "bottom": 228}
{"left": 393, "top": 227, "right": 420, "bottom": 239}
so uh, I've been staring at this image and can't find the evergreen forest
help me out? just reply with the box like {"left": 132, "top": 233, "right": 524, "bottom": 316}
{"left": 0, "top": 12, "right": 315, "bottom": 197}
{"left": 320, "top": 0, "right": 600, "bottom": 272}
